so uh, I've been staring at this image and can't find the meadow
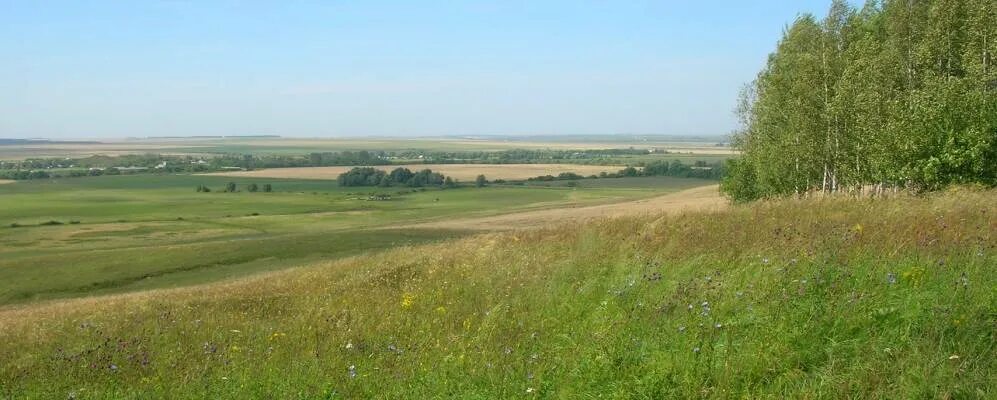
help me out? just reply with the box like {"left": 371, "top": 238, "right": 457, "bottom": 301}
{"left": 0, "top": 188, "right": 991, "bottom": 398}
{"left": 0, "top": 173, "right": 710, "bottom": 305}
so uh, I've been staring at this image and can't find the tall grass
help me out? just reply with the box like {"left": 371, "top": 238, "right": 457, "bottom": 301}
{"left": 0, "top": 188, "right": 993, "bottom": 398}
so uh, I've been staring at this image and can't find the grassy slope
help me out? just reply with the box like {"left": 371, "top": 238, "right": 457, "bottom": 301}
{"left": 0, "top": 175, "right": 709, "bottom": 304}
{"left": 0, "top": 189, "right": 993, "bottom": 398}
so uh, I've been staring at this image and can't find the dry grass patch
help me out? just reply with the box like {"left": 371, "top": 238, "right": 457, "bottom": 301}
{"left": 405, "top": 184, "right": 725, "bottom": 230}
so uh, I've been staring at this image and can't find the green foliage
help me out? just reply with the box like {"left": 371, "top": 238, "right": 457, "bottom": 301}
{"left": 526, "top": 160, "right": 725, "bottom": 183}
{"left": 475, "top": 174, "right": 487, "bottom": 187}
{"left": 720, "top": 158, "right": 759, "bottom": 203}
{"left": 727, "top": 0, "right": 997, "bottom": 200}
{"left": 337, "top": 167, "right": 449, "bottom": 187}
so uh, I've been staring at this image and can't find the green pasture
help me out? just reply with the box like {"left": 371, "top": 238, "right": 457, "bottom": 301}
{"left": 0, "top": 174, "right": 705, "bottom": 304}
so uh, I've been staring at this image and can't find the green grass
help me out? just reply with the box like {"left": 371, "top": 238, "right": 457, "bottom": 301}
{"left": 0, "top": 174, "right": 704, "bottom": 305}
{"left": 0, "top": 188, "right": 992, "bottom": 398}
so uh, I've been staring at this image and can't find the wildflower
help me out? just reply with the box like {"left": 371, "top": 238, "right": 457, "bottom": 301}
{"left": 886, "top": 272, "right": 897, "bottom": 285}
{"left": 230, "top": 345, "right": 241, "bottom": 352}
{"left": 948, "top": 355, "right": 960, "bottom": 360}
{"left": 269, "top": 332, "right": 286, "bottom": 341}
{"left": 503, "top": 347, "right": 513, "bottom": 355}
{"left": 678, "top": 326, "right": 686, "bottom": 333}
{"left": 400, "top": 293, "right": 415, "bottom": 309}
{"left": 435, "top": 306, "right": 446, "bottom": 314}
{"left": 348, "top": 365, "right": 357, "bottom": 379}
{"left": 960, "top": 273, "right": 969, "bottom": 288}
{"left": 109, "top": 364, "right": 118, "bottom": 372}
{"left": 701, "top": 301, "right": 709, "bottom": 307}
{"left": 526, "top": 387, "right": 535, "bottom": 393}
{"left": 715, "top": 323, "right": 723, "bottom": 329}
{"left": 762, "top": 258, "right": 770, "bottom": 264}
{"left": 693, "top": 347, "right": 700, "bottom": 353}
{"left": 344, "top": 341, "right": 353, "bottom": 350}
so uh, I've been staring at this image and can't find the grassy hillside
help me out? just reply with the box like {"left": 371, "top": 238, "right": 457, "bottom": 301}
{"left": 1, "top": 189, "right": 994, "bottom": 398}
{"left": 0, "top": 175, "right": 710, "bottom": 305}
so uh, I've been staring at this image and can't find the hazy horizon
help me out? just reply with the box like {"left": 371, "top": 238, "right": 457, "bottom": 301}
{"left": 3, "top": 1, "right": 840, "bottom": 139}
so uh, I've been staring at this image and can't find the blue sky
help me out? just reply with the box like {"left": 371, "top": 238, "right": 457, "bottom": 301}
{"left": 1, "top": 1, "right": 841, "bottom": 139}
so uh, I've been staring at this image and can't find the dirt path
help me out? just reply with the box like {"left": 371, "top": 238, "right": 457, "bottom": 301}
{"left": 0, "top": 180, "right": 14, "bottom": 185}
{"left": 404, "top": 184, "right": 725, "bottom": 231}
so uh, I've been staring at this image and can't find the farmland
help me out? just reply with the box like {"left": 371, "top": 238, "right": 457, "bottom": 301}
{"left": 0, "top": 172, "right": 713, "bottom": 305}
{"left": 0, "top": 136, "right": 734, "bottom": 161}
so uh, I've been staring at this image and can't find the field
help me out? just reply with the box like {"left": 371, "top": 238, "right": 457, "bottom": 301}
{"left": 1, "top": 188, "right": 992, "bottom": 398}
{"left": 2, "top": 137, "right": 991, "bottom": 399}
{"left": 206, "top": 163, "right": 623, "bottom": 181}
{"left": 0, "top": 173, "right": 713, "bottom": 305}
{"left": 407, "top": 184, "right": 724, "bottom": 231}
{"left": 0, "top": 136, "right": 734, "bottom": 160}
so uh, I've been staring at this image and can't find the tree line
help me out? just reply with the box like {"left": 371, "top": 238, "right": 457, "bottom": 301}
{"left": 337, "top": 167, "right": 455, "bottom": 187}
{"left": 723, "top": 0, "right": 996, "bottom": 202}
{"left": 196, "top": 183, "right": 273, "bottom": 193}
{"left": 525, "top": 160, "right": 726, "bottom": 182}
{"left": 1, "top": 149, "right": 717, "bottom": 180}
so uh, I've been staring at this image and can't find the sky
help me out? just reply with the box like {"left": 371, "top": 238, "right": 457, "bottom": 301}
{"left": 1, "top": 1, "right": 841, "bottom": 139}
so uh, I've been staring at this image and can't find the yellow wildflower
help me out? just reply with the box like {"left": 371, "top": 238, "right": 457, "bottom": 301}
{"left": 401, "top": 293, "right": 415, "bottom": 309}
